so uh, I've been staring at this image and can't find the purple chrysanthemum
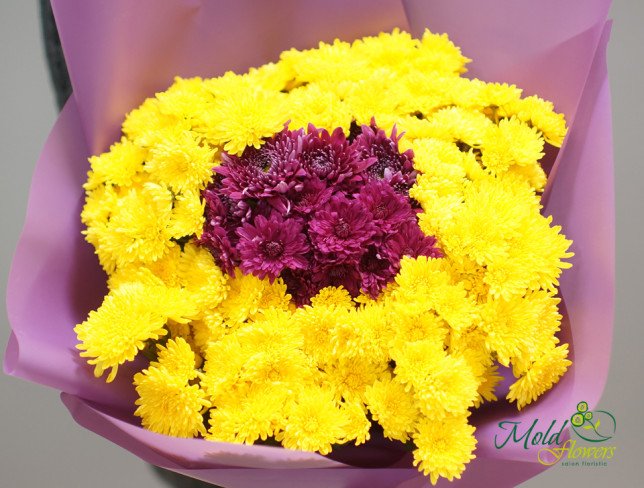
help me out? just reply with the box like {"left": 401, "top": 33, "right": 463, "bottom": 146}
{"left": 199, "top": 121, "right": 442, "bottom": 304}
{"left": 299, "top": 125, "right": 372, "bottom": 188}
{"left": 236, "top": 213, "right": 310, "bottom": 281}
{"left": 268, "top": 176, "right": 334, "bottom": 216}
{"left": 216, "top": 128, "right": 307, "bottom": 200}
{"left": 382, "top": 220, "right": 443, "bottom": 262}
{"left": 199, "top": 223, "right": 240, "bottom": 275}
{"left": 356, "top": 180, "right": 415, "bottom": 234}
{"left": 309, "top": 194, "right": 376, "bottom": 261}
{"left": 359, "top": 246, "right": 398, "bottom": 298}
{"left": 202, "top": 187, "right": 250, "bottom": 228}
{"left": 282, "top": 269, "right": 322, "bottom": 306}
{"left": 352, "top": 123, "right": 417, "bottom": 194}
{"left": 312, "top": 262, "right": 362, "bottom": 297}
{"left": 290, "top": 176, "right": 335, "bottom": 215}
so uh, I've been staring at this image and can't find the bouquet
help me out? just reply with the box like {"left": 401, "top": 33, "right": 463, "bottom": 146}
{"left": 5, "top": 1, "right": 614, "bottom": 487}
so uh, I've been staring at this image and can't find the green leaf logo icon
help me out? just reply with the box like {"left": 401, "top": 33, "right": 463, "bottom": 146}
{"left": 570, "top": 401, "right": 616, "bottom": 442}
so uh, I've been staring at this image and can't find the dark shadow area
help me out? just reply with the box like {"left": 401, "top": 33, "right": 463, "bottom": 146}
{"left": 154, "top": 466, "right": 222, "bottom": 488}
{"left": 40, "top": 0, "right": 71, "bottom": 109}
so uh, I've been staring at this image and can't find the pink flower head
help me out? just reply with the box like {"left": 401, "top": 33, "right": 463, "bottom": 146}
{"left": 282, "top": 269, "right": 322, "bottom": 306}
{"left": 202, "top": 186, "right": 250, "bottom": 227}
{"left": 309, "top": 194, "right": 376, "bottom": 261}
{"left": 300, "top": 125, "right": 372, "bottom": 187}
{"left": 382, "top": 220, "right": 443, "bottom": 262}
{"left": 359, "top": 245, "right": 397, "bottom": 298}
{"left": 356, "top": 179, "right": 415, "bottom": 234}
{"left": 312, "top": 262, "right": 362, "bottom": 297}
{"left": 290, "top": 176, "right": 335, "bottom": 215}
{"left": 269, "top": 176, "right": 334, "bottom": 216}
{"left": 198, "top": 223, "right": 240, "bottom": 276}
{"left": 216, "top": 127, "right": 307, "bottom": 200}
{"left": 236, "top": 213, "right": 310, "bottom": 281}
{"left": 352, "top": 122, "right": 417, "bottom": 194}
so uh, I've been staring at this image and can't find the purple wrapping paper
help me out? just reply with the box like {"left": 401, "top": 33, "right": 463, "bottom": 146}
{"left": 4, "top": 1, "right": 614, "bottom": 486}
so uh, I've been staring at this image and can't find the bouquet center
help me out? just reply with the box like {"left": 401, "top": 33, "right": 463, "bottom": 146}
{"left": 199, "top": 122, "right": 442, "bottom": 305}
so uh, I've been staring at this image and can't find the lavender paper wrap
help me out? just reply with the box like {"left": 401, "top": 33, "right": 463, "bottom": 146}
{"left": 4, "top": 1, "right": 614, "bottom": 486}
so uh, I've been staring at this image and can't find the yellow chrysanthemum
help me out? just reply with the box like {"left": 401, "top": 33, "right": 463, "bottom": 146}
{"left": 294, "top": 303, "right": 341, "bottom": 363}
{"left": 280, "top": 39, "right": 367, "bottom": 84}
{"left": 415, "top": 29, "right": 471, "bottom": 75}
{"left": 389, "top": 309, "right": 448, "bottom": 350}
{"left": 81, "top": 183, "right": 119, "bottom": 229}
{"left": 481, "top": 117, "right": 544, "bottom": 175}
{"left": 471, "top": 81, "right": 522, "bottom": 110}
{"left": 390, "top": 339, "right": 444, "bottom": 389}
{"left": 413, "top": 415, "right": 477, "bottom": 485}
{"left": 352, "top": 29, "right": 420, "bottom": 71}
{"left": 236, "top": 318, "right": 309, "bottom": 386}
{"left": 395, "top": 343, "right": 479, "bottom": 419}
{"left": 169, "top": 190, "right": 206, "bottom": 239}
{"left": 84, "top": 183, "right": 176, "bottom": 271}
{"left": 191, "top": 310, "right": 227, "bottom": 354}
{"left": 152, "top": 337, "right": 198, "bottom": 382}
{"left": 85, "top": 137, "right": 146, "bottom": 190}
{"left": 218, "top": 271, "right": 265, "bottom": 325}
{"left": 201, "top": 334, "right": 245, "bottom": 402}
{"left": 75, "top": 282, "right": 196, "bottom": 382}
{"left": 484, "top": 213, "right": 573, "bottom": 297}
{"left": 425, "top": 106, "right": 493, "bottom": 147}
{"left": 475, "top": 364, "right": 504, "bottom": 407}
{"left": 145, "top": 126, "right": 216, "bottom": 192}
{"left": 155, "top": 76, "right": 213, "bottom": 122}
{"left": 256, "top": 278, "right": 292, "bottom": 312}
{"left": 393, "top": 256, "right": 477, "bottom": 331}
{"left": 365, "top": 376, "right": 419, "bottom": 442}
{"left": 448, "top": 327, "right": 492, "bottom": 378}
{"left": 328, "top": 304, "right": 391, "bottom": 362}
{"left": 122, "top": 97, "right": 176, "bottom": 147}
{"left": 410, "top": 137, "right": 469, "bottom": 176}
{"left": 507, "top": 344, "right": 572, "bottom": 409}
{"left": 287, "top": 83, "right": 352, "bottom": 132}
{"left": 321, "top": 357, "right": 388, "bottom": 404}
{"left": 199, "top": 88, "right": 287, "bottom": 155}
{"left": 177, "top": 243, "right": 228, "bottom": 309}
{"left": 481, "top": 291, "right": 562, "bottom": 367}
{"left": 208, "top": 383, "right": 289, "bottom": 444}
{"left": 502, "top": 95, "right": 567, "bottom": 147}
{"left": 340, "top": 400, "right": 371, "bottom": 446}
{"left": 343, "top": 70, "right": 407, "bottom": 126}
{"left": 278, "top": 387, "right": 349, "bottom": 455}
{"left": 310, "top": 286, "right": 354, "bottom": 310}
{"left": 134, "top": 366, "right": 210, "bottom": 438}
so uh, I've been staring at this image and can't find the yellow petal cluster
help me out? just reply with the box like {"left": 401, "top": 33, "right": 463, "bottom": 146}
{"left": 134, "top": 338, "right": 210, "bottom": 438}
{"left": 77, "top": 30, "right": 574, "bottom": 484}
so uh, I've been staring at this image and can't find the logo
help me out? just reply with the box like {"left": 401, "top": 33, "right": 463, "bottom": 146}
{"left": 569, "top": 401, "right": 616, "bottom": 442}
{"left": 494, "top": 401, "right": 617, "bottom": 467}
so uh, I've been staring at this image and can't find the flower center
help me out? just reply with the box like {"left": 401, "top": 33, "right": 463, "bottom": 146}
{"left": 305, "top": 148, "right": 334, "bottom": 177}
{"left": 262, "top": 240, "right": 284, "bottom": 258}
{"left": 361, "top": 249, "right": 388, "bottom": 273}
{"left": 334, "top": 219, "right": 350, "bottom": 238}
{"left": 297, "top": 190, "right": 317, "bottom": 207}
{"left": 373, "top": 203, "right": 388, "bottom": 220}
{"left": 365, "top": 143, "right": 398, "bottom": 178}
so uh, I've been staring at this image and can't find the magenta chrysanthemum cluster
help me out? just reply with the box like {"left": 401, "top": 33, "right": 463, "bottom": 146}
{"left": 200, "top": 123, "right": 442, "bottom": 305}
